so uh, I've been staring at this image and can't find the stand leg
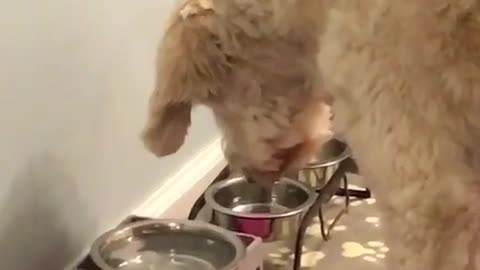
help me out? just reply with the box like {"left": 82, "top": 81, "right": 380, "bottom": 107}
{"left": 343, "top": 174, "right": 350, "bottom": 213}
{"left": 293, "top": 195, "right": 323, "bottom": 270}
{"left": 293, "top": 222, "right": 307, "bottom": 270}
{"left": 335, "top": 187, "right": 371, "bottom": 199}
{"left": 318, "top": 203, "right": 348, "bottom": 242}
{"left": 318, "top": 206, "right": 330, "bottom": 241}
{"left": 335, "top": 157, "right": 371, "bottom": 199}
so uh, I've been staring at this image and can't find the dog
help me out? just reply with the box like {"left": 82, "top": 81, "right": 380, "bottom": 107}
{"left": 142, "top": 0, "right": 480, "bottom": 269}
{"left": 318, "top": 0, "right": 480, "bottom": 269}
{"left": 141, "top": 0, "right": 333, "bottom": 185}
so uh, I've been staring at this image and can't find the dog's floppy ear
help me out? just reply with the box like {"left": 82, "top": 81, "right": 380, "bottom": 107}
{"left": 142, "top": 102, "right": 192, "bottom": 157}
{"left": 142, "top": 7, "right": 230, "bottom": 157}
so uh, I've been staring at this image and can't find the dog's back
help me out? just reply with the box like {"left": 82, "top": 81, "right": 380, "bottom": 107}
{"left": 319, "top": 0, "right": 480, "bottom": 269}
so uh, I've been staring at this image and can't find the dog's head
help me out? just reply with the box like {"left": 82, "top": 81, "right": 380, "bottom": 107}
{"left": 141, "top": 0, "right": 328, "bottom": 165}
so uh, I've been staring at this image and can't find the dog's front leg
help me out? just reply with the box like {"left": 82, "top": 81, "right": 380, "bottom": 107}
{"left": 380, "top": 200, "right": 480, "bottom": 270}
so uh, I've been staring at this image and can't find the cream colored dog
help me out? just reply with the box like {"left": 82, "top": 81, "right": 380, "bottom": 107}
{"left": 142, "top": 0, "right": 333, "bottom": 184}
{"left": 143, "top": 0, "right": 480, "bottom": 269}
{"left": 319, "top": 1, "right": 480, "bottom": 269}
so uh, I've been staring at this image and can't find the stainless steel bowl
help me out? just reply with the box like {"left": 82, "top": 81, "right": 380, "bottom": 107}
{"left": 298, "top": 138, "right": 350, "bottom": 189}
{"left": 204, "top": 177, "right": 316, "bottom": 243}
{"left": 90, "top": 219, "right": 246, "bottom": 270}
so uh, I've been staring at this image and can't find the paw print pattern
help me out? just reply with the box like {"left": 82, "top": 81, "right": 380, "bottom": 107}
{"left": 365, "top": 216, "right": 380, "bottom": 227}
{"left": 341, "top": 241, "right": 389, "bottom": 262}
{"left": 366, "top": 198, "right": 377, "bottom": 205}
{"left": 268, "top": 246, "right": 326, "bottom": 268}
{"left": 267, "top": 246, "right": 302, "bottom": 267}
{"left": 296, "top": 251, "right": 326, "bottom": 268}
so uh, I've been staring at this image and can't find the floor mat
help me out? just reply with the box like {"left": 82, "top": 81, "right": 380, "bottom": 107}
{"left": 265, "top": 175, "right": 387, "bottom": 270}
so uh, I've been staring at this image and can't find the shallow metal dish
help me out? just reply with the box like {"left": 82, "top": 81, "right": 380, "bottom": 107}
{"left": 297, "top": 138, "right": 350, "bottom": 189}
{"left": 204, "top": 177, "right": 316, "bottom": 242}
{"left": 90, "top": 219, "right": 246, "bottom": 270}
{"left": 305, "top": 138, "right": 350, "bottom": 169}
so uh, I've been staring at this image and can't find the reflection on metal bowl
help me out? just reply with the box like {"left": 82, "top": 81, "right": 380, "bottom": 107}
{"left": 90, "top": 219, "right": 245, "bottom": 270}
{"left": 204, "top": 177, "right": 316, "bottom": 243}
{"left": 299, "top": 138, "right": 350, "bottom": 189}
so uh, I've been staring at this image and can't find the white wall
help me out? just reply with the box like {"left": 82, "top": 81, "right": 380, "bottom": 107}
{"left": 0, "top": 1, "right": 219, "bottom": 269}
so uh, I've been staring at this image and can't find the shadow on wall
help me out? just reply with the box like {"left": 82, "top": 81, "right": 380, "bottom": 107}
{"left": 0, "top": 152, "right": 96, "bottom": 270}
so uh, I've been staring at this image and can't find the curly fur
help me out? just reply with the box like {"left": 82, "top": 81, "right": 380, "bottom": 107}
{"left": 142, "top": 0, "right": 333, "bottom": 180}
{"left": 142, "top": 0, "right": 480, "bottom": 268}
{"left": 318, "top": 0, "right": 480, "bottom": 269}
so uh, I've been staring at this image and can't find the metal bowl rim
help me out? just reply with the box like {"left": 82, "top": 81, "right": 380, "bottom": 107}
{"left": 204, "top": 177, "right": 317, "bottom": 219}
{"left": 304, "top": 139, "right": 351, "bottom": 169}
{"left": 89, "top": 219, "right": 246, "bottom": 270}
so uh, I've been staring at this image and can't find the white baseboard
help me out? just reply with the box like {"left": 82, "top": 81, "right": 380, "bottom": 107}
{"left": 133, "top": 136, "right": 226, "bottom": 219}
{"left": 67, "top": 137, "right": 226, "bottom": 270}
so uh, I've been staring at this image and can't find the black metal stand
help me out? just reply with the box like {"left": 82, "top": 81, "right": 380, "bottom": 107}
{"left": 292, "top": 158, "right": 370, "bottom": 270}
{"left": 334, "top": 158, "right": 371, "bottom": 199}
{"left": 336, "top": 187, "right": 371, "bottom": 199}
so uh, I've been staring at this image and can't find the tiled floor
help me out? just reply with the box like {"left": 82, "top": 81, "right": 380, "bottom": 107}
{"left": 264, "top": 175, "right": 387, "bottom": 270}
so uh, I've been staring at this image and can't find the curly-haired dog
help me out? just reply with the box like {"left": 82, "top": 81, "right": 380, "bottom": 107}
{"left": 142, "top": 0, "right": 333, "bottom": 185}
{"left": 318, "top": 1, "right": 480, "bottom": 269}
{"left": 142, "top": 0, "right": 480, "bottom": 269}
